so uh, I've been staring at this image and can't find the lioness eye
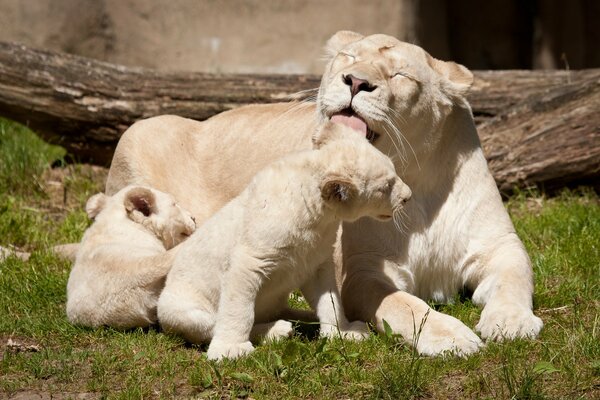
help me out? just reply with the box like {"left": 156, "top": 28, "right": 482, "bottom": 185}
{"left": 378, "top": 183, "right": 390, "bottom": 193}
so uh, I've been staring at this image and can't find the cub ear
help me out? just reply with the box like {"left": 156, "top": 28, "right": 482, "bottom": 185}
{"left": 321, "top": 177, "right": 356, "bottom": 203}
{"left": 427, "top": 55, "right": 473, "bottom": 94}
{"left": 324, "top": 30, "right": 364, "bottom": 58}
{"left": 124, "top": 187, "right": 157, "bottom": 217}
{"left": 85, "top": 193, "right": 107, "bottom": 219}
{"left": 312, "top": 121, "right": 348, "bottom": 149}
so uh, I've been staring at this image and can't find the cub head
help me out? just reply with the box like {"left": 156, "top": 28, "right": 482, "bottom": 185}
{"left": 86, "top": 186, "right": 196, "bottom": 249}
{"left": 317, "top": 30, "right": 473, "bottom": 161}
{"left": 316, "top": 122, "right": 411, "bottom": 223}
{"left": 123, "top": 186, "right": 196, "bottom": 249}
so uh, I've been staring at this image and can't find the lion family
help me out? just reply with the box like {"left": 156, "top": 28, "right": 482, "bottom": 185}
{"left": 66, "top": 31, "right": 543, "bottom": 358}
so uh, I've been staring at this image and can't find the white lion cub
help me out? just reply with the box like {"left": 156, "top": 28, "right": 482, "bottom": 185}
{"left": 157, "top": 122, "right": 412, "bottom": 360}
{"left": 66, "top": 185, "right": 196, "bottom": 329}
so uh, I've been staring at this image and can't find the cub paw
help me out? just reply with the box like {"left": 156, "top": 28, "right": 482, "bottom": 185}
{"left": 264, "top": 320, "right": 294, "bottom": 341}
{"left": 412, "top": 311, "right": 483, "bottom": 357}
{"left": 206, "top": 340, "right": 254, "bottom": 361}
{"left": 476, "top": 304, "right": 543, "bottom": 341}
{"left": 320, "top": 320, "right": 370, "bottom": 341}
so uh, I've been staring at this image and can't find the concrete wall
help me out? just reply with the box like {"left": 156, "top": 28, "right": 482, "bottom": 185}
{"left": 0, "top": 0, "right": 415, "bottom": 74}
{"left": 1, "top": 0, "right": 598, "bottom": 73}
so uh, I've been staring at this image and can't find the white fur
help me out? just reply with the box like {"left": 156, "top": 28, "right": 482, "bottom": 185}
{"left": 322, "top": 32, "right": 542, "bottom": 354}
{"left": 105, "top": 32, "right": 542, "bottom": 356}
{"left": 66, "top": 185, "right": 195, "bottom": 329}
{"left": 157, "top": 124, "right": 411, "bottom": 360}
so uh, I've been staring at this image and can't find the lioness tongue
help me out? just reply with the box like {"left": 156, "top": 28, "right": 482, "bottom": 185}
{"left": 331, "top": 113, "right": 368, "bottom": 136}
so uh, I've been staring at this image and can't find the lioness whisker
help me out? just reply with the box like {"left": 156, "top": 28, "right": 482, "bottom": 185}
{"left": 383, "top": 110, "right": 420, "bottom": 171}
{"left": 381, "top": 119, "right": 408, "bottom": 167}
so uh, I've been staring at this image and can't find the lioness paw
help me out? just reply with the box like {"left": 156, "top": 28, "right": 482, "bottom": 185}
{"left": 476, "top": 305, "right": 543, "bottom": 341}
{"left": 206, "top": 340, "right": 254, "bottom": 361}
{"left": 263, "top": 320, "right": 294, "bottom": 341}
{"left": 412, "top": 311, "right": 483, "bottom": 357}
{"left": 320, "top": 320, "right": 370, "bottom": 341}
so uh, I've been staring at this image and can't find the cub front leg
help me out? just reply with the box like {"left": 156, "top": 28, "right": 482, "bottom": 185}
{"left": 207, "top": 249, "right": 264, "bottom": 361}
{"left": 468, "top": 237, "right": 543, "bottom": 341}
{"left": 301, "top": 259, "right": 369, "bottom": 340}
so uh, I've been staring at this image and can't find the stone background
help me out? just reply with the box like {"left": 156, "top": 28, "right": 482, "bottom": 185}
{"left": 0, "top": 0, "right": 598, "bottom": 73}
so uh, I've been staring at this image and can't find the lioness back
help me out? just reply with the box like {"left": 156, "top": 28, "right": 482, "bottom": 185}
{"left": 106, "top": 103, "right": 317, "bottom": 222}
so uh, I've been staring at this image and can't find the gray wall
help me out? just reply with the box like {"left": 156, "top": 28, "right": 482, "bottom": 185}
{"left": 1, "top": 0, "right": 598, "bottom": 73}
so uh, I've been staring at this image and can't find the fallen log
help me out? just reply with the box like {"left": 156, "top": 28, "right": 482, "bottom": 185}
{"left": 0, "top": 41, "right": 598, "bottom": 192}
{"left": 478, "top": 71, "right": 600, "bottom": 192}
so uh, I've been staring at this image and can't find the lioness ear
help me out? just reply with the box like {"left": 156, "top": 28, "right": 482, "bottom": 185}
{"left": 124, "top": 187, "right": 156, "bottom": 217}
{"left": 321, "top": 177, "right": 356, "bottom": 203}
{"left": 312, "top": 121, "right": 348, "bottom": 149}
{"left": 324, "top": 30, "right": 364, "bottom": 58}
{"left": 427, "top": 55, "right": 473, "bottom": 94}
{"left": 85, "top": 193, "right": 107, "bottom": 219}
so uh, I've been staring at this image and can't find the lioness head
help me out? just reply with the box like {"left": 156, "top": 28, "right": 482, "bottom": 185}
{"left": 317, "top": 30, "right": 473, "bottom": 160}
{"left": 316, "top": 122, "right": 411, "bottom": 223}
{"left": 86, "top": 186, "right": 196, "bottom": 250}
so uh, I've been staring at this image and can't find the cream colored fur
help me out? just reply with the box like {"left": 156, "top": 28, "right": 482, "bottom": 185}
{"left": 158, "top": 123, "right": 411, "bottom": 360}
{"left": 66, "top": 185, "right": 195, "bottom": 329}
{"left": 106, "top": 31, "right": 543, "bottom": 356}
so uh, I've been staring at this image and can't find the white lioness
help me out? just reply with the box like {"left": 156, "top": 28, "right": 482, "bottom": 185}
{"left": 66, "top": 185, "right": 196, "bottom": 329}
{"left": 106, "top": 31, "right": 543, "bottom": 355}
{"left": 158, "top": 123, "right": 411, "bottom": 360}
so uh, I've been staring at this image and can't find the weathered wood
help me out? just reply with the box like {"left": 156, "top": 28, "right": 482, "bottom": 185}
{"left": 478, "top": 71, "right": 600, "bottom": 192}
{"left": 0, "top": 41, "right": 598, "bottom": 191}
{"left": 0, "top": 41, "right": 320, "bottom": 164}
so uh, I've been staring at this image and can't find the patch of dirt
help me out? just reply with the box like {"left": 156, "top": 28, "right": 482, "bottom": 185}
{"left": 5, "top": 338, "right": 41, "bottom": 353}
{"left": 8, "top": 391, "right": 99, "bottom": 400}
{"left": 40, "top": 164, "right": 108, "bottom": 216}
{"left": 0, "top": 336, "right": 42, "bottom": 360}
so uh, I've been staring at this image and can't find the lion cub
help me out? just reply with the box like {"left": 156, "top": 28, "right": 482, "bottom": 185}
{"left": 66, "top": 185, "right": 196, "bottom": 329}
{"left": 158, "top": 122, "right": 411, "bottom": 360}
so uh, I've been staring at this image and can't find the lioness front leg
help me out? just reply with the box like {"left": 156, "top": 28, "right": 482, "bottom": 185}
{"left": 250, "top": 320, "right": 294, "bottom": 342}
{"left": 301, "top": 260, "right": 369, "bottom": 340}
{"left": 467, "top": 237, "right": 543, "bottom": 341}
{"left": 342, "top": 271, "right": 483, "bottom": 356}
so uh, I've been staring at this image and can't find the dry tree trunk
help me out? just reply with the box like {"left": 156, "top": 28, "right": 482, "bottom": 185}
{"left": 0, "top": 41, "right": 598, "bottom": 192}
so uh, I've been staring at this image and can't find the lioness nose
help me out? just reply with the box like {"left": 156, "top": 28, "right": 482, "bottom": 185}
{"left": 400, "top": 184, "right": 412, "bottom": 203}
{"left": 343, "top": 74, "right": 377, "bottom": 97}
{"left": 395, "top": 180, "right": 411, "bottom": 204}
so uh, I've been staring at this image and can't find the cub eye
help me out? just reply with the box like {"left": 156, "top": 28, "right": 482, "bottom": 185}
{"left": 378, "top": 183, "right": 391, "bottom": 193}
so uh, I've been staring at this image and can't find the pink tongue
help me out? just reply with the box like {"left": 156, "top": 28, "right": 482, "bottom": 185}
{"left": 331, "top": 113, "right": 368, "bottom": 137}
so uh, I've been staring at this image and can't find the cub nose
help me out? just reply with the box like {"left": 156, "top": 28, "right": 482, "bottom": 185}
{"left": 400, "top": 184, "right": 412, "bottom": 204}
{"left": 342, "top": 74, "right": 377, "bottom": 97}
{"left": 394, "top": 180, "right": 411, "bottom": 204}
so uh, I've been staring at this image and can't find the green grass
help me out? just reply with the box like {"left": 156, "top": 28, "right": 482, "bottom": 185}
{"left": 0, "top": 118, "right": 65, "bottom": 196}
{"left": 0, "top": 119, "right": 598, "bottom": 399}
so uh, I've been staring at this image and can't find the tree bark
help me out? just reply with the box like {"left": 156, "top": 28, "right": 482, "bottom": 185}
{"left": 477, "top": 70, "right": 600, "bottom": 193}
{"left": 0, "top": 41, "right": 598, "bottom": 192}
